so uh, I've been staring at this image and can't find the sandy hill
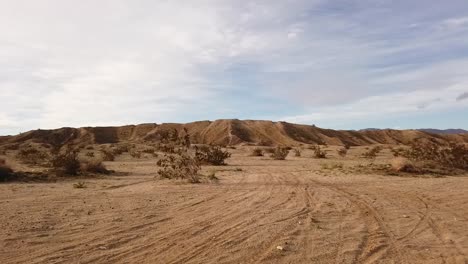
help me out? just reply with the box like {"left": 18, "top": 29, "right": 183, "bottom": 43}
{"left": 1, "top": 119, "right": 467, "bottom": 148}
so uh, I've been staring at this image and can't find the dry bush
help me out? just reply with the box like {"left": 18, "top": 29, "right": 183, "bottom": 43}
{"left": 195, "top": 145, "right": 231, "bottom": 165}
{"left": 391, "top": 147, "right": 406, "bottom": 157}
{"left": 81, "top": 159, "right": 110, "bottom": 174}
{"left": 294, "top": 149, "right": 301, "bottom": 157}
{"left": 16, "top": 147, "right": 49, "bottom": 165}
{"left": 73, "top": 181, "right": 86, "bottom": 188}
{"left": 390, "top": 157, "right": 419, "bottom": 173}
{"left": 51, "top": 150, "right": 81, "bottom": 176}
{"left": 157, "top": 153, "right": 200, "bottom": 183}
{"left": 0, "top": 159, "right": 14, "bottom": 182}
{"left": 401, "top": 142, "right": 468, "bottom": 171}
{"left": 320, "top": 162, "right": 344, "bottom": 170}
{"left": 270, "top": 146, "right": 289, "bottom": 160}
{"left": 100, "top": 150, "right": 115, "bottom": 161}
{"left": 250, "top": 148, "right": 264, "bottom": 156}
{"left": 337, "top": 148, "right": 348, "bottom": 157}
{"left": 344, "top": 144, "right": 351, "bottom": 150}
{"left": 130, "top": 151, "right": 142, "bottom": 159}
{"left": 264, "top": 147, "right": 276, "bottom": 154}
{"left": 362, "top": 146, "right": 383, "bottom": 159}
{"left": 310, "top": 145, "right": 327, "bottom": 159}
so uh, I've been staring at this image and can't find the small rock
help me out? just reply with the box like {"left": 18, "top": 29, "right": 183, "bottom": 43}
{"left": 276, "top": 246, "right": 284, "bottom": 251}
{"left": 98, "top": 246, "right": 107, "bottom": 250}
{"left": 402, "top": 215, "right": 410, "bottom": 218}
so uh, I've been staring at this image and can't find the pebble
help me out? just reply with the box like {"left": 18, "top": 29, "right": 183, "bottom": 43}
{"left": 276, "top": 246, "right": 283, "bottom": 251}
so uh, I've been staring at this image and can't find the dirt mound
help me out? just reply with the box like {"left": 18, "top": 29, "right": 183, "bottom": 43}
{"left": 1, "top": 120, "right": 466, "bottom": 148}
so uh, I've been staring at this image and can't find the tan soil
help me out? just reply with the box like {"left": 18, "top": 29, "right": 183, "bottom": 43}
{"left": 1, "top": 146, "right": 467, "bottom": 263}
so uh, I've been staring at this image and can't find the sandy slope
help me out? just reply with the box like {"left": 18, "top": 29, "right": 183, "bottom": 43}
{"left": 1, "top": 148, "right": 467, "bottom": 264}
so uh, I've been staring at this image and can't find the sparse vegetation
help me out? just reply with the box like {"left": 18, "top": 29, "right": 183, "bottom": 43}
{"left": 362, "top": 146, "right": 383, "bottom": 159}
{"left": 130, "top": 150, "right": 142, "bottom": 159}
{"left": 391, "top": 157, "right": 419, "bottom": 173}
{"left": 0, "top": 158, "right": 14, "bottom": 182}
{"left": 73, "top": 181, "right": 87, "bottom": 189}
{"left": 250, "top": 148, "right": 264, "bottom": 156}
{"left": 51, "top": 150, "right": 81, "bottom": 176}
{"left": 270, "top": 146, "right": 289, "bottom": 160}
{"left": 320, "top": 162, "right": 344, "bottom": 170}
{"left": 310, "top": 145, "right": 327, "bottom": 159}
{"left": 16, "top": 147, "right": 49, "bottom": 165}
{"left": 101, "top": 150, "right": 115, "bottom": 161}
{"left": 195, "top": 145, "right": 231, "bottom": 165}
{"left": 207, "top": 171, "right": 218, "bottom": 181}
{"left": 337, "top": 148, "right": 348, "bottom": 157}
{"left": 81, "top": 159, "right": 110, "bottom": 174}
{"left": 294, "top": 149, "right": 301, "bottom": 157}
{"left": 157, "top": 153, "right": 201, "bottom": 183}
{"left": 400, "top": 142, "right": 468, "bottom": 172}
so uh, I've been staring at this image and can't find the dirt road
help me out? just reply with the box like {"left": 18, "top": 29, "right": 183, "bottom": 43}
{"left": 1, "top": 151, "right": 467, "bottom": 263}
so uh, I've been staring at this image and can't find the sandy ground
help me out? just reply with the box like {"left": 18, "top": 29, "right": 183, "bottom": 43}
{"left": 1, "top": 147, "right": 467, "bottom": 264}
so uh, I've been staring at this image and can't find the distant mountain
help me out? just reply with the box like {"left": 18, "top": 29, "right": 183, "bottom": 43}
{"left": 1, "top": 120, "right": 468, "bottom": 148}
{"left": 418, "top": 129, "right": 468, "bottom": 135}
{"left": 360, "top": 128, "right": 468, "bottom": 135}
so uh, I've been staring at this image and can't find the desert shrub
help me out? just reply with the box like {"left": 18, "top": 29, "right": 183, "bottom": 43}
{"left": 157, "top": 153, "right": 200, "bottom": 183}
{"left": 264, "top": 147, "right": 276, "bottom": 154}
{"left": 391, "top": 147, "right": 406, "bottom": 157}
{"left": 4, "top": 144, "right": 20, "bottom": 150}
{"left": 344, "top": 144, "right": 351, "bottom": 150}
{"left": 81, "top": 159, "right": 110, "bottom": 174}
{"left": 142, "top": 148, "right": 156, "bottom": 154}
{"left": 250, "top": 148, "right": 264, "bottom": 156}
{"left": 0, "top": 159, "right": 14, "bottom": 182}
{"left": 207, "top": 171, "right": 218, "bottom": 181}
{"left": 337, "top": 148, "right": 348, "bottom": 157}
{"left": 270, "top": 146, "right": 289, "bottom": 160}
{"left": 401, "top": 142, "right": 468, "bottom": 171}
{"left": 195, "top": 145, "right": 231, "bottom": 165}
{"left": 294, "top": 149, "right": 301, "bottom": 157}
{"left": 51, "top": 150, "right": 81, "bottom": 176}
{"left": 362, "top": 146, "right": 383, "bottom": 159}
{"left": 101, "top": 150, "right": 115, "bottom": 161}
{"left": 130, "top": 151, "right": 142, "bottom": 159}
{"left": 391, "top": 157, "right": 419, "bottom": 173}
{"left": 16, "top": 147, "right": 49, "bottom": 165}
{"left": 85, "top": 152, "right": 95, "bottom": 158}
{"left": 73, "top": 181, "right": 86, "bottom": 188}
{"left": 320, "top": 162, "right": 344, "bottom": 170}
{"left": 310, "top": 145, "right": 326, "bottom": 159}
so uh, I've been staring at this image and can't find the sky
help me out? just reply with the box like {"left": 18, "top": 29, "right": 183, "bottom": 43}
{"left": 1, "top": 0, "right": 468, "bottom": 135}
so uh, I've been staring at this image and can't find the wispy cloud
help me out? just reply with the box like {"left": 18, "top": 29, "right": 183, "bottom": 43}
{"left": 1, "top": 0, "right": 468, "bottom": 134}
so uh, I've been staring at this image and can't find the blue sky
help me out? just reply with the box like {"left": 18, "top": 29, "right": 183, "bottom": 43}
{"left": 1, "top": 0, "right": 468, "bottom": 135}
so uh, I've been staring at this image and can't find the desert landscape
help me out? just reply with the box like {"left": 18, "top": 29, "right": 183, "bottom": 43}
{"left": 0, "top": 120, "right": 467, "bottom": 264}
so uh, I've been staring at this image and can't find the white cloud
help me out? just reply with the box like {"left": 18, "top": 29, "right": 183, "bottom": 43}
{"left": 1, "top": 0, "right": 468, "bottom": 134}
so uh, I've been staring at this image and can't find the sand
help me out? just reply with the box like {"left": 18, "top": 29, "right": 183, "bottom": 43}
{"left": 1, "top": 147, "right": 467, "bottom": 263}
